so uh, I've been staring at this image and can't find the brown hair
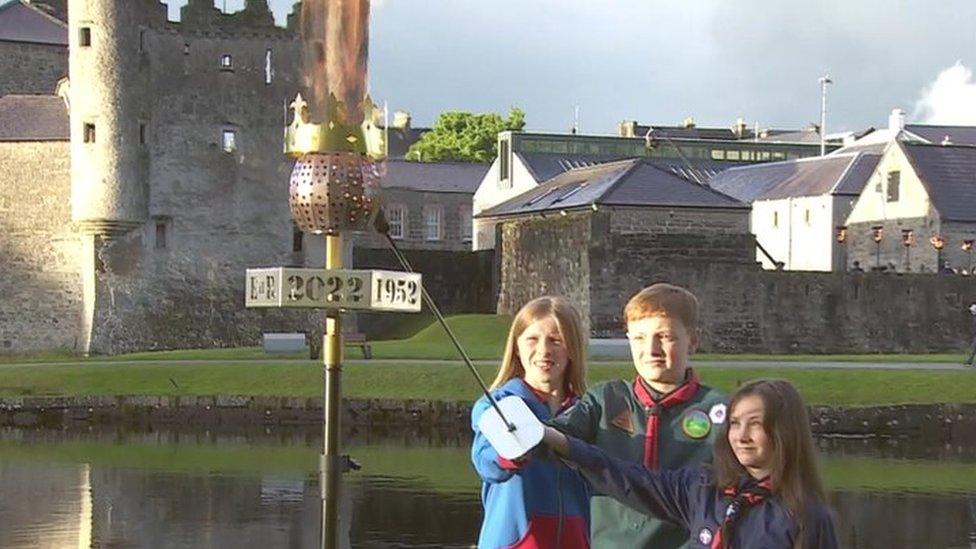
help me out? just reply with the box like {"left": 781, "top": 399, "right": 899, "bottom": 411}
{"left": 490, "top": 296, "right": 587, "bottom": 396}
{"left": 623, "top": 282, "right": 699, "bottom": 333}
{"left": 714, "top": 379, "right": 826, "bottom": 548}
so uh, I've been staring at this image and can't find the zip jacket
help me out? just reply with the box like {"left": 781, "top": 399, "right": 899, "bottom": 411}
{"left": 565, "top": 436, "right": 840, "bottom": 549}
{"left": 471, "top": 378, "right": 591, "bottom": 549}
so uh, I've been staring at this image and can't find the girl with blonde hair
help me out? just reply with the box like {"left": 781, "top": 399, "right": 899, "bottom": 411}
{"left": 471, "top": 296, "right": 591, "bottom": 548}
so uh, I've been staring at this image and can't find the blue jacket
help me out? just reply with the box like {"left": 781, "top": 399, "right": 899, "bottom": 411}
{"left": 566, "top": 436, "right": 839, "bottom": 549}
{"left": 471, "top": 379, "right": 591, "bottom": 549}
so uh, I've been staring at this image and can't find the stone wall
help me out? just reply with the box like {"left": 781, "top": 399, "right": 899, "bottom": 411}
{"left": 0, "top": 41, "right": 67, "bottom": 97}
{"left": 496, "top": 212, "right": 591, "bottom": 331}
{"left": 0, "top": 141, "right": 82, "bottom": 354}
{"left": 847, "top": 217, "right": 939, "bottom": 272}
{"left": 499, "top": 207, "right": 976, "bottom": 352}
{"left": 352, "top": 246, "right": 496, "bottom": 336}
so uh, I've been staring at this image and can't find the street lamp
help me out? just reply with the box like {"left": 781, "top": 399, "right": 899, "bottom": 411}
{"left": 930, "top": 235, "right": 946, "bottom": 272}
{"left": 901, "top": 229, "right": 914, "bottom": 271}
{"left": 871, "top": 225, "right": 884, "bottom": 269}
{"left": 819, "top": 74, "right": 833, "bottom": 156}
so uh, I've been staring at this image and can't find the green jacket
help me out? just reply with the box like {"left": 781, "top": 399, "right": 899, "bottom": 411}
{"left": 552, "top": 377, "right": 726, "bottom": 549}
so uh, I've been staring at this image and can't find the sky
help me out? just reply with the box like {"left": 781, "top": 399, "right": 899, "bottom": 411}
{"left": 163, "top": 1, "right": 976, "bottom": 134}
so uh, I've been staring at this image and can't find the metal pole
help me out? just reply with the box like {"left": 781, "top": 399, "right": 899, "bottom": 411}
{"left": 321, "top": 233, "right": 343, "bottom": 549}
{"left": 819, "top": 74, "right": 832, "bottom": 156}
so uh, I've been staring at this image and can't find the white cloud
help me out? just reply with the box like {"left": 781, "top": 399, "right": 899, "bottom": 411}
{"left": 914, "top": 62, "right": 976, "bottom": 124}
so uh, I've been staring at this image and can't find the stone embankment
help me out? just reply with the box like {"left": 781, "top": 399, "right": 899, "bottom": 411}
{"left": 1, "top": 396, "right": 974, "bottom": 442}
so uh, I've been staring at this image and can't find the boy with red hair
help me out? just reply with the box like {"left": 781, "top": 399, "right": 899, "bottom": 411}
{"left": 553, "top": 282, "right": 726, "bottom": 548}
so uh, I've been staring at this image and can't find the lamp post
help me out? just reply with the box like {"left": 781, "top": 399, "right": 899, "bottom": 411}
{"left": 930, "top": 235, "right": 946, "bottom": 272}
{"left": 871, "top": 225, "right": 884, "bottom": 270}
{"left": 819, "top": 74, "right": 833, "bottom": 156}
{"left": 901, "top": 229, "right": 914, "bottom": 271}
{"left": 963, "top": 240, "right": 974, "bottom": 274}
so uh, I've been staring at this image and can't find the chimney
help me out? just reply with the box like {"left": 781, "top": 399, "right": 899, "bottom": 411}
{"left": 618, "top": 120, "right": 637, "bottom": 138}
{"left": 888, "top": 108, "right": 906, "bottom": 131}
{"left": 733, "top": 117, "right": 747, "bottom": 138}
{"left": 393, "top": 111, "right": 411, "bottom": 129}
{"left": 680, "top": 116, "right": 696, "bottom": 129}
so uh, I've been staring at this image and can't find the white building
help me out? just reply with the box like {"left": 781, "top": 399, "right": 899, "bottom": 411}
{"left": 710, "top": 152, "right": 880, "bottom": 271}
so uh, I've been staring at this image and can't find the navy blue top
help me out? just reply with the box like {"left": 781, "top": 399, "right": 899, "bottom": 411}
{"left": 566, "top": 437, "right": 839, "bottom": 548}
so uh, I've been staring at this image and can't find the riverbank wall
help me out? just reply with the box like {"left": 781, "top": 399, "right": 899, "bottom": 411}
{"left": 1, "top": 396, "right": 974, "bottom": 442}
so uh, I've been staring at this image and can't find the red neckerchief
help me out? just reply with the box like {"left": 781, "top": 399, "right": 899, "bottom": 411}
{"left": 632, "top": 372, "right": 700, "bottom": 469}
{"left": 710, "top": 477, "right": 773, "bottom": 549}
{"left": 526, "top": 382, "right": 576, "bottom": 414}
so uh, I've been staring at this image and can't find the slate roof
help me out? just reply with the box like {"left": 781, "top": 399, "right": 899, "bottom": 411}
{"left": 905, "top": 124, "right": 976, "bottom": 147}
{"left": 0, "top": 94, "right": 68, "bottom": 141}
{"left": 477, "top": 158, "right": 747, "bottom": 218}
{"left": 381, "top": 159, "right": 488, "bottom": 194}
{"left": 709, "top": 152, "right": 881, "bottom": 202}
{"left": 902, "top": 143, "right": 976, "bottom": 222}
{"left": 0, "top": 0, "right": 67, "bottom": 45}
{"left": 517, "top": 151, "right": 733, "bottom": 185}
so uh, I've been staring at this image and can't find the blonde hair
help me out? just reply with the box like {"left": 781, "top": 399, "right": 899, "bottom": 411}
{"left": 490, "top": 296, "right": 587, "bottom": 396}
{"left": 623, "top": 282, "right": 699, "bottom": 332}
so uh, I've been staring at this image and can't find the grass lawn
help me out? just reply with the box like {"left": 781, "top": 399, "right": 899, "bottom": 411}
{"left": 1, "top": 361, "right": 975, "bottom": 406}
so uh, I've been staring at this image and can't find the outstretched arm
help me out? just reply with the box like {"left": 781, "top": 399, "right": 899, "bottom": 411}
{"left": 542, "top": 427, "right": 696, "bottom": 528}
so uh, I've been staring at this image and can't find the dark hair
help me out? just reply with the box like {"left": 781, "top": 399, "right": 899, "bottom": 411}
{"left": 713, "top": 379, "right": 826, "bottom": 548}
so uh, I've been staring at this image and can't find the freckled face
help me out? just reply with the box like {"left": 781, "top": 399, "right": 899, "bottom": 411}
{"left": 728, "top": 395, "right": 773, "bottom": 479}
{"left": 626, "top": 315, "right": 697, "bottom": 389}
{"left": 517, "top": 316, "right": 569, "bottom": 391}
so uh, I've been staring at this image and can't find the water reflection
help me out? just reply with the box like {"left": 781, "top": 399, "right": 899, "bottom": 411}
{"left": 0, "top": 427, "right": 974, "bottom": 548}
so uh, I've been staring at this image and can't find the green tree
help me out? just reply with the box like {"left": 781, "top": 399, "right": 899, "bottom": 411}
{"left": 406, "top": 108, "right": 525, "bottom": 163}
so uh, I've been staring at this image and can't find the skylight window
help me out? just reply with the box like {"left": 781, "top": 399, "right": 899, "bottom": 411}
{"left": 552, "top": 183, "right": 587, "bottom": 203}
{"left": 525, "top": 188, "right": 557, "bottom": 207}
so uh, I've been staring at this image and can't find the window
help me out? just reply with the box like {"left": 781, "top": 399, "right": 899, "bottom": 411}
{"left": 726, "top": 150, "right": 740, "bottom": 161}
{"left": 155, "top": 221, "right": 167, "bottom": 249}
{"left": 292, "top": 223, "right": 303, "bottom": 252}
{"left": 265, "top": 48, "right": 273, "bottom": 85}
{"left": 804, "top": 209, "right": 811, "bottom": 226}
{"left": 887, "top": 171, "right": 900, "bottom": 202}
{"left": 460, "top": 207, "right": 473, "bottom": 242}
{"left": 710, "top": 150, "right": 725, "bottom": 160}
{"left": 499, "top": 138, "right": 511, "bottom": 186}
{"left": 220, "top": 54, "right": 233, "bottom": 70}
{"left": 424, "top": 206, "right": 442, "bottom": 241}
{"left": 387, "top": 204, "right": 406, "bottom": 239}
{"left": 222, "top": 130, "right": 236, "bottom": 152}
{"left": 83, "top": 123, "right": 96, "bottom": 143}
{"left": 79, "top": 27, "right": 91, "bottom": 47}
{"left": 139, "top": 123, "right": 147, "bottom": 145}
{"left": 183, "top": 43, "right": 190, "bottom": 55}
{"left": 773, "top": 211, "right": 779, "bottom": 228}
{"left": 139, "top": 29, "right": 145, "bottom": 53}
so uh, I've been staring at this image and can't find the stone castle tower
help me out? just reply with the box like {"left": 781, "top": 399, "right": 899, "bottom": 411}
{"left": 60, "top": 0, "right": 322, "bottom": 354}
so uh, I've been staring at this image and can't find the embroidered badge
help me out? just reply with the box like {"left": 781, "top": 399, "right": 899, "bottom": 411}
{"left": 681, "top": 410, "right": 711, "bottom": 439}
{"left": 698, "top": 527, "right": 713, "bottom": 545}
{"left": 709, "top": 403, "right": 728, "bottom": 424}
{"left": 611, "top": 409, "right": 634, "bottom": 434}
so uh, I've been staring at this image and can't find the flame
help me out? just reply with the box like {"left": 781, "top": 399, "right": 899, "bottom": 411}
{"left": 301, "top": 0, "right": 371, "bottom": 126}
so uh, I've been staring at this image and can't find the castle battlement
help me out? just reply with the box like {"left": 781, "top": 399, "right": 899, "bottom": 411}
{"left": 173, "top": 0, "right": 301, "bottom": 35}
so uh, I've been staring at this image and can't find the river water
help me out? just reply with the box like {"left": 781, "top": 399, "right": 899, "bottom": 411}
{"left": 0, "top": 426, "right": 973, "bottom": 548}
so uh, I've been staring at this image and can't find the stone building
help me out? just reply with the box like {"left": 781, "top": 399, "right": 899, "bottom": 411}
{"left": 845, "top": 141, "right": 976, "bottom": 273}
{"left": 710, "top": 151, "right": 881, "bottom": 271}
{"left": 0, "top": 0, "right": 477, "bottom": 355}
{"left": 481, "top": 157, "right": 753, "bottom": 335}
{"left": 0, "top": 0, "right": 67, "bottom": 97}
{"left": 472, "top": 129, "right": 832, "bottom": 250}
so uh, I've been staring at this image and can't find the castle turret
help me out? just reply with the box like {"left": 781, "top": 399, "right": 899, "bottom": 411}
{"left": 68, "top": 0, "right": 164, "bottom": 235}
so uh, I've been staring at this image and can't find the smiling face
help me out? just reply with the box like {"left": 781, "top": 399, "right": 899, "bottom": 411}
{"left": 626, "top": 315, "right": 698, "bottom": 392}
{"left": 516, "top": 315, "right": 569, "bottom": 392}
{"left": 728, "top": 394, "right": 773, "bottom": 479}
